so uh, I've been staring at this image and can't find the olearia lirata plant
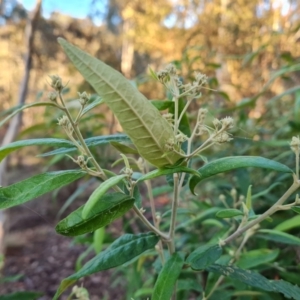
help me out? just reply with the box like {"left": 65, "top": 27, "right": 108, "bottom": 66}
{"left": 1, "top": 38, "right": 300, "bottom": 300}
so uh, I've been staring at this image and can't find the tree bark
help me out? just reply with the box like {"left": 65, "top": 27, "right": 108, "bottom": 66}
{"left": 0, "top": 0, "right": 42, "bottom": 254}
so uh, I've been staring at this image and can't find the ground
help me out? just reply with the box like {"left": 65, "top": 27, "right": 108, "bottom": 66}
{"left": 0, "top": 165, "right": 124, "bottom": 300}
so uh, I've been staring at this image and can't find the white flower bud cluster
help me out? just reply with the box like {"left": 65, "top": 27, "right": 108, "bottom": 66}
{"left": 57, "top": 115, "right": 73, "bottom": 136}
{"left": 48, "top": 91, "right": 57, "bottom": 102}
{"left": 290, "top": 136, "right": 300, "bottom": 153}
{"left": 49, "top": 75, "right": 63, "bottom": 92}
{"left": 195, "top": 108, "right": 209, "bottom": 136}
{"left": 78, "top": 91, "right": 90, "bottom": 106}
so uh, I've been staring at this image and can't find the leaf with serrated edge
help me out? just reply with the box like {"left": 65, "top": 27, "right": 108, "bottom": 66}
{"left": 189, "top": 156, "right": 292, "bottom": 194}
{"left": 56, "top": 193, "right": 134, "bottom": 236}
{"left": 58, "top": 38, "right": 183, "bottom": 167}
{"left": 53, "top": 233, "right": 159, "bottom": 299}
{"left": 207, "top": 264, "right": 300, "bottom": 300}
{"left": 0, "top": 170, "right": 86, "bottom": 210}
{"left": 152, "top": 253, "right": 184, "bottom": 300}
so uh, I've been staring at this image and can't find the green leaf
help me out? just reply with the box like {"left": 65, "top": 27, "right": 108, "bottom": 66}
{"left": 162, "top": 208, "right": 193, "bottom": 218}
{"left": 291, "top": 206, "right": 300, "bottom": 214}
{"left": 94, "top": 227, "right": 105, "bottom": 254}
{"left": 53, "top": 232, "right": 159, "bottom": 299}
{"left": 148, "top": 66, "right": 159, "bottom": 81}
{"left": 237, "top": 249, "right": 279, "bottom": 269}
{"left": 137, "top": 166, "right": 199, "bottom": 183}
{"left": 39, "top": 134, "right": 131, "bottom": 157}
{"left": 0, "top": 138, "right": 74, "bottom": 162}
{"left": 216, "top": 209, "right": 244, "bottom": 218}
{"left": 177, "top": 279, "right": 202, "bottom": 292}
{"left": 0, "top": 170, "right": 86, "bottom": 210}
{"left": 274, "top": 215, "right": 300, "bottom": 232}
{"left": 0, "top": 292, "right": 43, "bottom": 300}
{"left": 246, "top": 185, "right": 252, "bottom": 209}
{"left": 81, "top": 95, "right": 103, "bottom": 116}
{"left": 186, "top": 244, "right": 223, "bottom": 270}
{"left": 150, "top": 100, "right": 174, "bottom": 111}
{"left": 257, "top": 229, "right": 300, "bottom": 245}
{"left": 0, "top": 102, "right": 58, "bottom": 129}
{"left": 152, "top": 253, "right": 184, "bottom": 300}
{"left": 58, "top": 38, "right": 183, "bottom": 167}
{"left": 207, "top": 264, "right": 300, "bottom": 300}
{"left": 110, "top": 141, "right": 138, "bottom": 154}
{"left": 57, "top": 178, "right": 97, "bottom": 219}
{"left": 56, "top": 193, "right": 134, "bottom": 236}
{"left": 82, "top": 175, "right": 127, "bottom": 219}
{"left": 189, "top": 156, "right": 292, "bottom": 194}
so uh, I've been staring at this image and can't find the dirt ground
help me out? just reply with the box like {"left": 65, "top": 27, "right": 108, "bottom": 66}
{"left": 0, "top": 166, "right": 124, "bottom": 300}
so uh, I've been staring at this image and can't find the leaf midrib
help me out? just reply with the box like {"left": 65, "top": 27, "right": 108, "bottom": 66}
{"left": 65, "top": 41, "right": 174, "bottom": 165}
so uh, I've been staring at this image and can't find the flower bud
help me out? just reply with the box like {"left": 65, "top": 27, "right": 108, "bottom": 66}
{"left": 49, "top": 75, "right": 63, "bottom": 92}
{"left": 78, "top": 91, "right": 90, "bottom": 106}
{"left": 48, "top": 91, "right": 57, "bottom": 102}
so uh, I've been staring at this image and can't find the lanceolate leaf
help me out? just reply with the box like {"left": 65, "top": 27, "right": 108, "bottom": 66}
{"left": 0, "top": 292, "right": 43, "bottom": 300}
{"left": 53, "top": 233, "right": 159, "bottom": 299}
{"left": 186, "top": 244, "right": 222, "bottom": 270}
{"left": 0, "top": 102, "right": 58, "bottom": 129}
{"left": 152, "top": 253, "right": 184, "bottom": 300}
{"left": 207, "top": 264, "right": 300, "bottom": 300}
{"left": 0, "top": 170, "right": 86, "bottom": 210}
{"left": 110, "top": 141, "right": 138, "bottom": 154}
{"left": 56, "top": 193, "right": 134, "bottom": 236}
{"left": 257, "top": 229, "right": 300, "bottom": 245}
{"left": 274, "top": 215, "right": 300, "bottom": 232}
{"left": 0, "top": 138, "right": 74, "bottom": 162}
{"left": 189, "top": 156, "right": 292, "bottom": 194}
{"left": 137, "top": 166, "right": 199, "bottom": 183}
{"left": 82, "top": 175, "right": 127, "bottom": 219}
{"left": 216, "top": 209, "right": 244, "bottom": 219}
{"left": 39, "top": 134, "right": 131, "bottom": 157}
{"left": 58, "top": 38, "right": 183, "bottom": 167}
{"left": 237, "top": 249, "right": 279, "bottom": 269}
{"left": 150, "top": 100, "right": 174, "bottom": 111}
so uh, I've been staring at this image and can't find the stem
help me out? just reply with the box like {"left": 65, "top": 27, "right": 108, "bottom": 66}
{"left": 223, "top": 179, "right": 300, "bottom": 245}
{"left": 296, "top": 151, "right": 299, "bottom": 179}
{"left": 133, "top": 205, "right": 169, "bottom": 240}
{"left": 167, "top": 173, "right": 180, "bottom": 254}
{"left": 178, "top": 98, "right": 192, "bottom": 125}
{"left": 206, "top": 231, "right": 252, "bottom": 299}
{"left": 174, "top": 96, "right": 179, "bottom": 135}
{"left": 144, "top": 164, "right": 165, "bottom": 264}
{"left": 187, "top": 126, "right": 226, "bottom": 159}
{"left": 58, "top": 93, "right": 170, "bottom": 244}
{"left": 59, "top": 92, "right": 104, "bottom": 177}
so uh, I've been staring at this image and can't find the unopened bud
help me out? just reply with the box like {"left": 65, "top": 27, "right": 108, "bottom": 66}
{"left": 49, "top": 75, "right": 63, "bottom": 92}
{"left": 78, "top": 91, "right": 90, "bottom": 106}
{"left": 290, "top": 136, "right": 300, "bottom": 153}
{"left": 48, "top": 91, "right": 57, "bottom": 102}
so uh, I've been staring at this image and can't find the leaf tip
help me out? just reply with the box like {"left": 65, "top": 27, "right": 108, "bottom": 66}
{"left": 57, "top": 37, "right": 66, "bottom": 45}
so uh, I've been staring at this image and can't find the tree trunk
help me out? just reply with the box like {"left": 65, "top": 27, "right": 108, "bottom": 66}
{"left": 0, "top": 0, "right": 42, "bottom": 254}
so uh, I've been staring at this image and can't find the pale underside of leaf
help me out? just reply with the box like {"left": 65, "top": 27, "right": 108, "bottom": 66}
{"left": 58, "top": 38, "right": 182, "bottom": 167}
